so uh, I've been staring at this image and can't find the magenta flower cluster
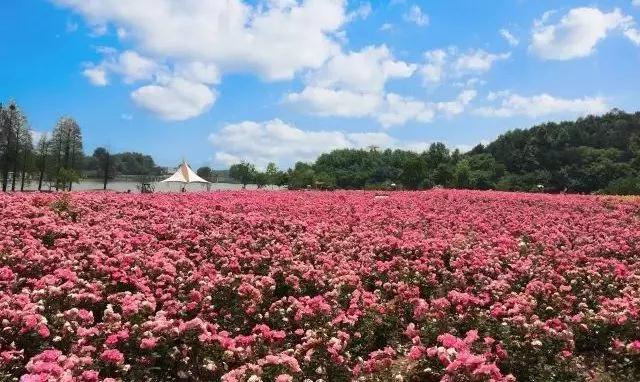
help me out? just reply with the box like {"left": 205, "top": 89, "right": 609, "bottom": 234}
{"left": 1, "top": 190, "right": 639, "bottom": 381}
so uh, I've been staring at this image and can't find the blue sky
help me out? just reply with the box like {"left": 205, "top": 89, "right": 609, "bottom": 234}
{"left": 1, "top": 0, "right": 639, "bottom": 169}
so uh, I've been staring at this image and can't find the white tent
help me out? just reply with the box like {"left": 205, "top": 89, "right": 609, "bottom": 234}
{"left": 160, "top": 161, "right": 210, "bottom": 184}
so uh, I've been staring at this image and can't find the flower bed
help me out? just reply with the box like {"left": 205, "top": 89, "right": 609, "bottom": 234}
{"left": 1, "top": 190, "right": 639, "bottom": 381}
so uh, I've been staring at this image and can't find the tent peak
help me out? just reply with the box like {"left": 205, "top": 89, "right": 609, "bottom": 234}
{"left": 160, "top": 160, "right": 210, "bottom": 184}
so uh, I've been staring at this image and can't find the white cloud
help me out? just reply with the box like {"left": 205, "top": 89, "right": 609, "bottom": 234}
{"left": 420, "top": 49, "right": 447, "bottom": 84}
{"left": 114, "top": 51, "right": 160, "bottom": 83}
{"left": 83, "top": 49, "right": 162, "bottom": 85}
{"left": 633, "top": 0, "right": 640, "bottom": 7}
{"left": 174, "top": 61, "right": 221, "bottom": 85}
{"left": 375, "top": 90, "right": 475, "bottom": 127}
{"left": 54, "top": 0, "right": 348, "bottom": 81}
{"left": 403, "top": 5, "right": 429, "bottom": 26}
{"left": 82, "top": 66, "right": 108, "bottom": 86}
{"left": 499, "top": 29, "right": 519, "bottom": 46}
{"left": 625, "top": 28, "right": 640, "bottom": 45}
{"left": 286, "top": 44, "right": 446, "bottom": 126}
{"left": 285, "top": 43, "right": 481, "bottom": 127}
{"left": 530, "top": 7, "right": 636, "bottom": 60}
{"left": 475, "top": 91, "right": 609, "bottom": 118}
{"left": 306, "top": 45, "right": 416, "bottom": 93}
{"left": 380, "top": 23, "right": 393, "bottom": 31}
{"left": 435, "top": 89, "right": 477, "bottom": 117}
{"left": 453, "top": 50, "right": 511, "bottom": 75}
{"left": 420, "top": 48, "right": 509, "bottom": 85}
{"left": 54, "top": 0, "right": 357, "bottom": 120}
{"left": 210, "top": 119, "right": 350, "bottom": 167}
{"left": 120, "top": 113, "right": 133, "bottom": 121}
{"left": 131, "top": 77, "right": 217, "bottom": 121}
{"left": 376, "top": 93, "right": 435, "bottom": 127}
{"left": 286, "top": 87, "right": 381, "bottom": 117}
{"left": 347, "top": 2, "right": 372, "bottom": 21}
{"left": 209, "top": 119, "right": 431, "bottom": 167}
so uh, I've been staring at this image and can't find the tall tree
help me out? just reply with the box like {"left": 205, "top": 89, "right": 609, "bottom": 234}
{"left": 50, "top": 117, "right": 83, "bottom": 191}
{"left": 265, "top": 162, "right": 278, "bottom": 187}
{"left": 0, "top": 104, "right": 11, "bottom": 191}
{"left": 93, "top": 147, "right": 112, "bottom": 190}
{"left": 35, "top": 133, "right": 49, "bottom": 191}
{"left": 19, "top": 127, "right": 34, "bottom": 191}
{"left": 0, "top": 102, "right": 28, "bottom": 192}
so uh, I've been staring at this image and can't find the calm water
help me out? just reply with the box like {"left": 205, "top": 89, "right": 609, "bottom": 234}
{"left": 20, "top": 180, "right": 259, "bottom": 192}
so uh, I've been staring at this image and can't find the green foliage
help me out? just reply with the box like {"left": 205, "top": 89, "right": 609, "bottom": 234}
{"left": 196, "top": 166, "right": 213, "bottom": 181}
{"left": 230, "top": 111, "right": 640, "bottom": 194}
{"left": 253, "top": 172, "right": 268, "bottom": 188}
{"left": 287, "top": 162, "right": 315, "bottom": 189}
{"left": 55, "top": 168, "right": 79, "bottom": 191}
{"left": 229, "top": 161, "right": 256, "bottom": 187}
{"left": 604, "top": 176, "right": 640, "bottom": 195}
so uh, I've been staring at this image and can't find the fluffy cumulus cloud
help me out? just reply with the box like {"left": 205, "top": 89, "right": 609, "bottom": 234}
{"left": 454, "top": 50, "right": 511, "bottom": 75}
{"left": 286, "top": 44, "right": 480, "bottom": 127}
{"left": 54, "top": 0, "right": 351, "bottom": 119}
{"left": 286, "top": 87, "right": 381, "bottom": 118}
{"left": 375, "top": 93, "right": 436, "bottom": 127}
{"left": 420, "top": 48, "right": 510, "bottom": 85}
{"left": 54, "top": 0, "right": 347, "bottom": 80}
{"left": 347, "top": 2, "right": 372, "bottom": 21}
{"left": 475, "top": 91, "right": 609, "bottom": 118}
{"left": 530, "top": 7, "right": 639, "bottom": 60}
{"left": 209, "top": 119, "right": 430, "bottom": 167}
{"left": 82, "top": 66, "right": 108, "bottom": 86}
{"left": 287, "top": 44, "right": 439, "bottom": 126}
{"left": 403, "top": 5, "right": 429, "bottom": 26}
{"left": 88, "top": 50, "right": 160, "bottom": 84}
{"left": 305, "top": 45, "right": 416, "bottom": 94}
{"left": 435, "top": 89, "right": 477, "bottom": 117}
{"left": 131, "top": 78, "right": 217, "bottom": 121}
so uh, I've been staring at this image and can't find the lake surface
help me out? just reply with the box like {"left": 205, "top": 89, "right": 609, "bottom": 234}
{"left": 20, "top": 180, "right": 259, "bottom": 192}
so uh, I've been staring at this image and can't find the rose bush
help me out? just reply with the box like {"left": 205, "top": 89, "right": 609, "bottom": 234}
{"left": 0, "top": 190, "right": 639, "bottom": 381}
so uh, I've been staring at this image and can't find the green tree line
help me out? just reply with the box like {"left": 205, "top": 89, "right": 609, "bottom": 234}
{"left": 1, "top": 100, "right": 163, "bottom": 191}
{"left": 227, "top": 110, "right": 640, "bottom": 195}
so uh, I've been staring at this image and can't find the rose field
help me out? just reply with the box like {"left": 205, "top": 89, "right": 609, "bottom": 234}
{"left": 1, "top": 191, "right": 640, "bottom": 382}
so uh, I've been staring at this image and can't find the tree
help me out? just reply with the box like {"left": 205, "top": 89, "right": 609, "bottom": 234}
{"left": 265, "top": 162, "right": 278, "bottom": 187}
{"left": 399, "top": 154, "right": 426, "bottom": 190}
{"left": 287, "top": 162, "right": 315, "bottom": 189}
{"left": 196, "top": 166, "right": 213, "bottom": 182}
{"left": 254, "top": 172, "right": 268, "bottom": 188}
{"left": 0, "top": 102, "right": 28, "bottom": 192}
{"left": 50, "top": 117, "right": 83, "bottom": 191}
{"left": 93, "top": 147, "right": 113, "bottom": 190}
{"left": 112, "top": 152, "right": 160, "bottom": 175}
{"left": 56, "top": 168, "right": 80, "bottom": 189}
{"left": 18, "top": 126, "right": 34, "bottom": 191}
{"left": 35, "top": 133, "right": 49, "bottom": 191}
{"left": 229, "top": 161, "right": 256, "bottom": 188}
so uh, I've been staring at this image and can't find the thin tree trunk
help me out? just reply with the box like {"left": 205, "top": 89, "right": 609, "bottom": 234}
{"left": 55, "top": 138, "right": 62, "bottom": 191}
{"left": 1, "top": 165, "right": 8, "bottom": 191}
{"left": 20, "top": 148, "right": 28, "bottom": 191}
{"left": 69, "top": 143, "right": 76, "bottom": 191}
{"left": 103, "top": 153, "right": 110, "bottom": 190}
{"left": 38, "top": 146, "right": 46, "bottom": 191}
{"left": 11, "top": 126, "right": 20, "bottom": 191}
{"left": 38, "top": 166, "right": 44, "bottom": 191}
